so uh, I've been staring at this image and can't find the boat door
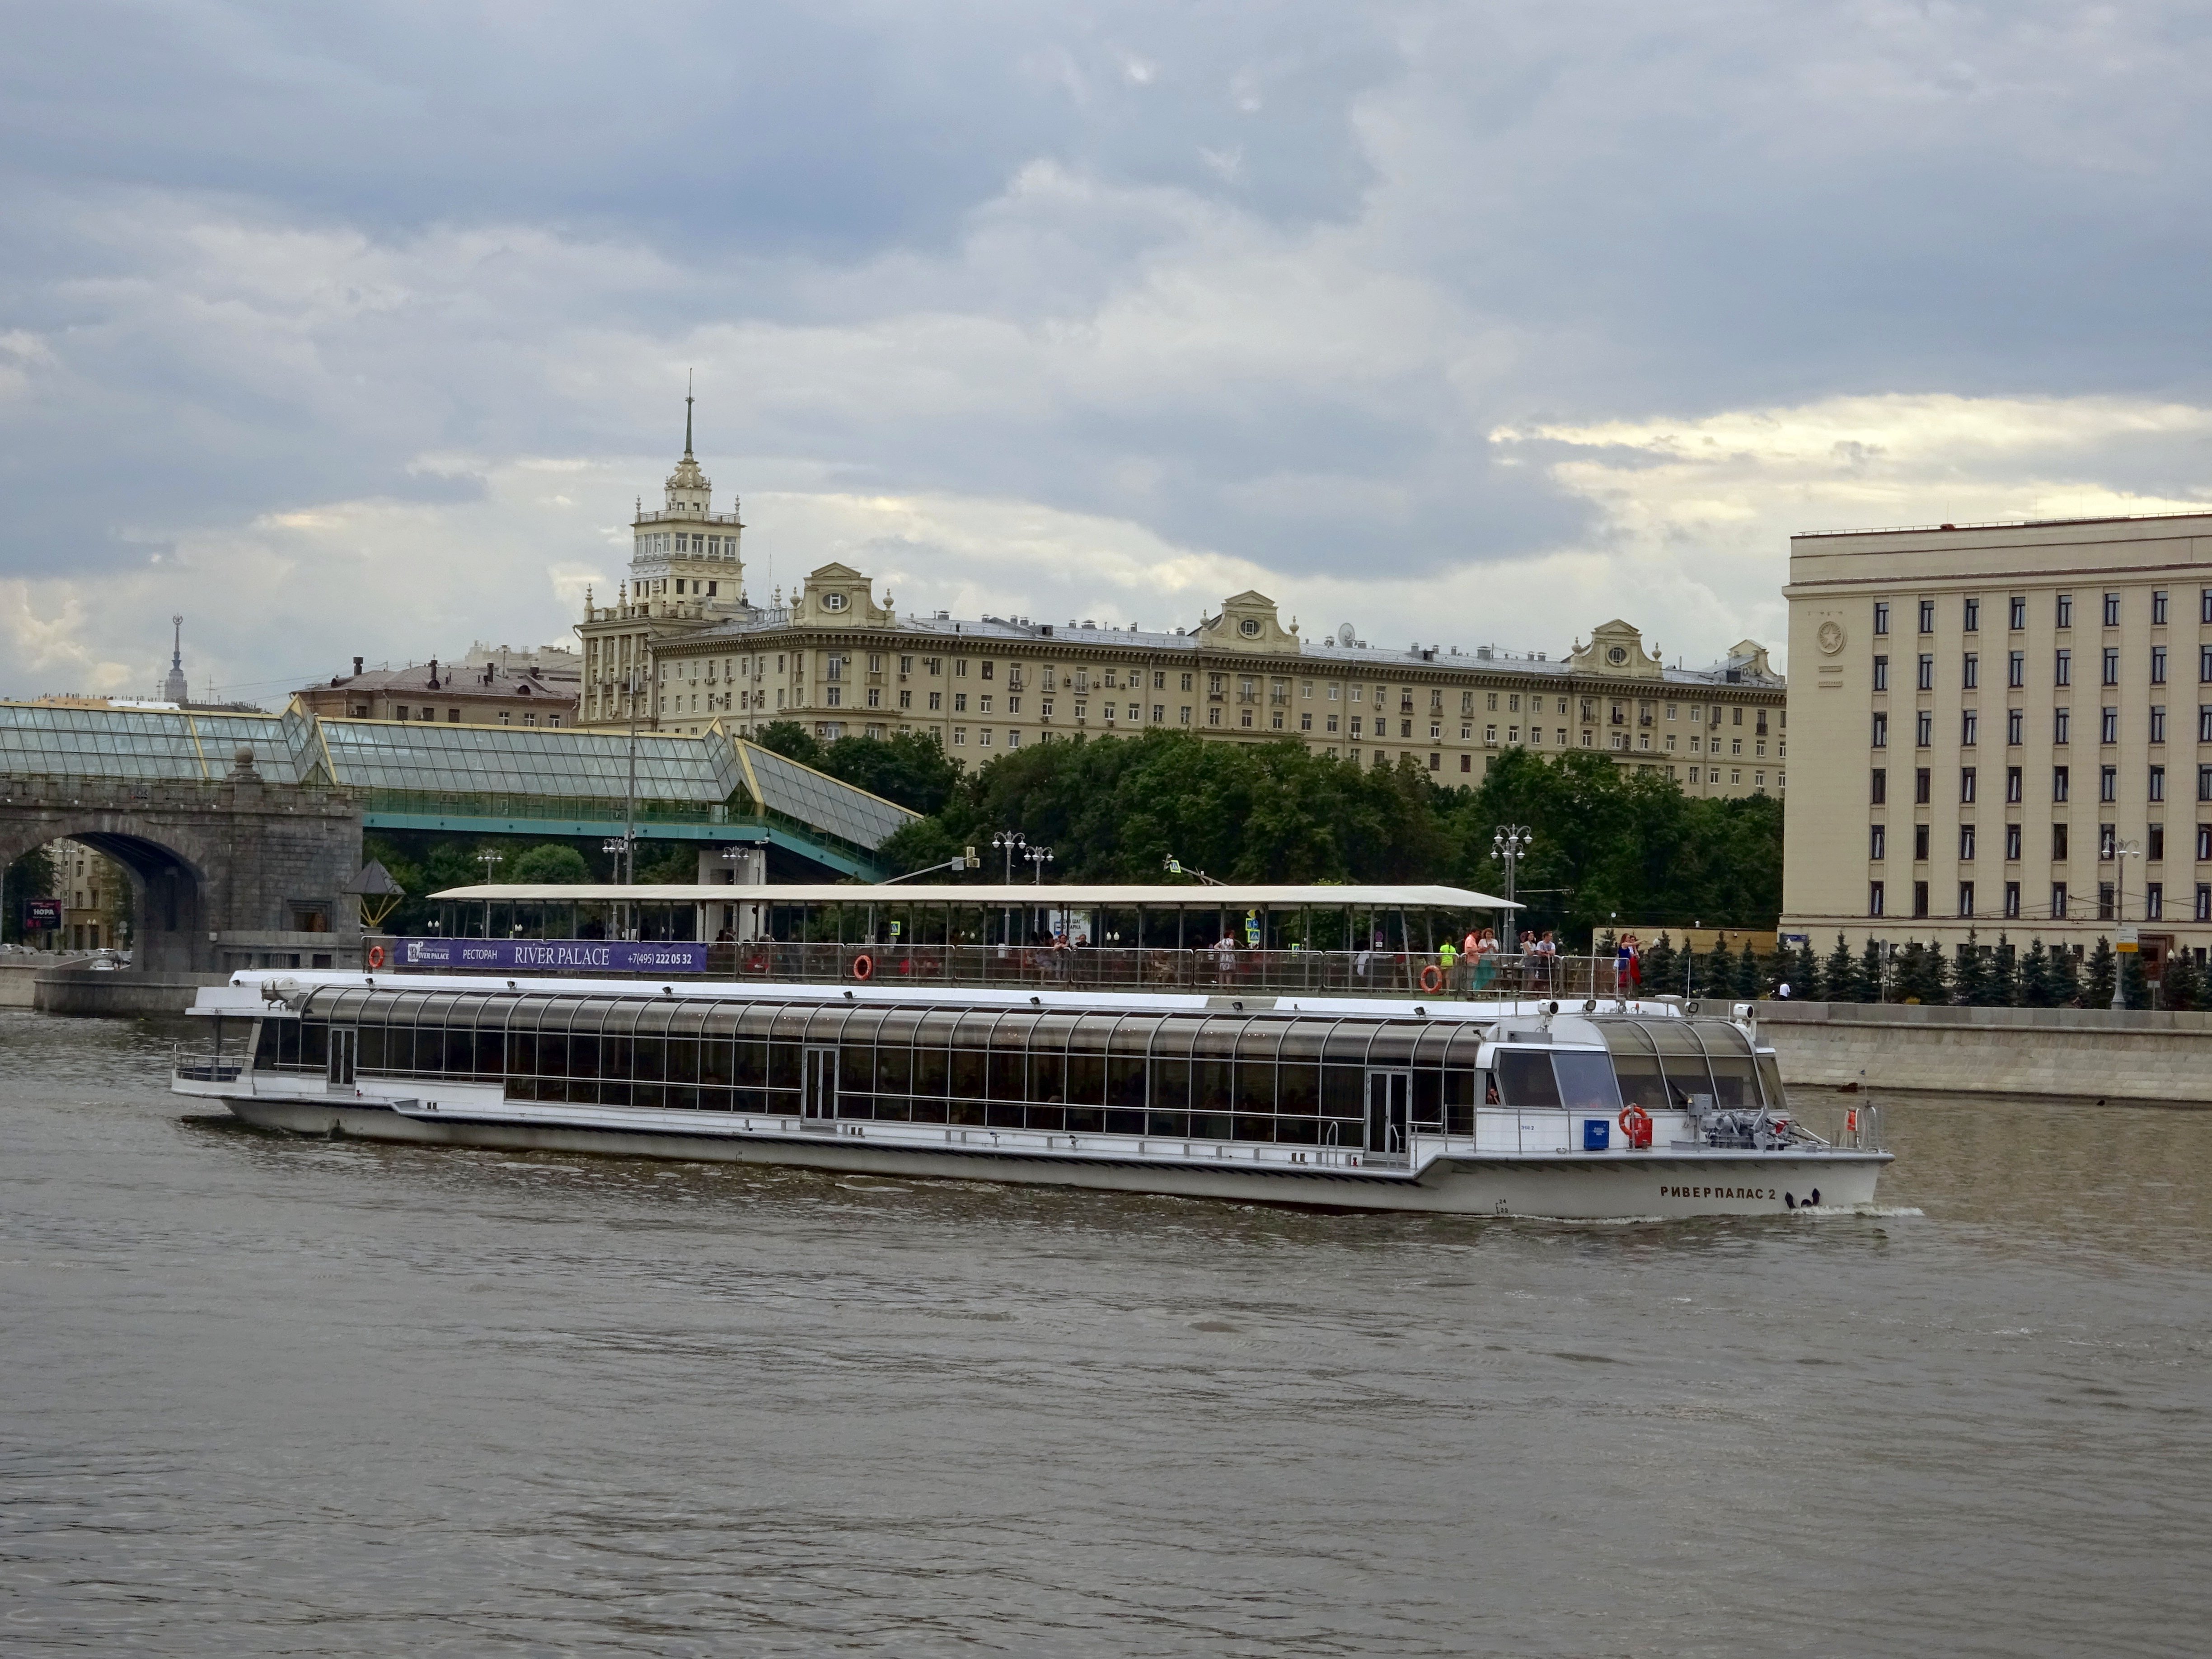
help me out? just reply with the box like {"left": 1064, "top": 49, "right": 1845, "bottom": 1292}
{"left": 328, "top": 1027, "right": 356, "bottom": 1088}
{"left": 1366, "top": 1069, "right": 1411, "bottom": 1154}
{"left": 804, "top": 1046, "right": 838, "bottom": 1120}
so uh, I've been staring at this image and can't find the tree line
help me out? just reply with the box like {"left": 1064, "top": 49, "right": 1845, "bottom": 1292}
{"left": 748, "top": 725, "right": 1788, "bottom": 941}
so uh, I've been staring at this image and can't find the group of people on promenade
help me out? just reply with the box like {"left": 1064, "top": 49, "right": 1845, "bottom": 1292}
{"left": 1434, "top": 926, "right": 1563, "bottom": 994}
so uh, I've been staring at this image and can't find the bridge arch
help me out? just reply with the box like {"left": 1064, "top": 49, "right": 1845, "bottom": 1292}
{"left": 0, "top": 820, "right": 211, "bottom": 972}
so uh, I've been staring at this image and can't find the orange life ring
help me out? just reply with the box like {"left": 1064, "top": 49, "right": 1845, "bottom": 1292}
{"left": 1419, "top": 964, "right": 1444, "bottom": 993}
{"left": 852, "top": 954, "right": 874, "bottom": 981}
{"left": 1618, "top": 1105, "right": 1653, "bottom": 1147}
{"left": 366, "top": 944, "right": 384, "bottom": 969}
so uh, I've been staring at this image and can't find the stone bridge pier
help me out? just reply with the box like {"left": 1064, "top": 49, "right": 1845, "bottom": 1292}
{"left": 0, "top": 771, "right": 364, "bottom": 978}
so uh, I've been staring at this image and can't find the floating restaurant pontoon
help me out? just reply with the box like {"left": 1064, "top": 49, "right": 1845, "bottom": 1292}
{"left": 172, "top": 970, "right": 1889, "bottom": 1219}
{"left": 403, "top": 881, "right": 1583, "bottom": 998}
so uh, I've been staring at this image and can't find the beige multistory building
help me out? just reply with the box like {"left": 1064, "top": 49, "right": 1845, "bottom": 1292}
{"left": 1782, "top": 511, "right": 2212, "bottom": 969}
{"left": 575, "top": 417, "right": 1787, "bottom": 791}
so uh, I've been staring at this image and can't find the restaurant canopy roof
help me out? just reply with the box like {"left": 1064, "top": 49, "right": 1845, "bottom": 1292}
{"left": 431, "top": 882, "right": 1518, "bottom": 908}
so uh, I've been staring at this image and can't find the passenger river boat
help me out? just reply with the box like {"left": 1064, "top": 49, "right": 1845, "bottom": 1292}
{"left": 173, "top": 972, "right": 1889, "bottom": 1219}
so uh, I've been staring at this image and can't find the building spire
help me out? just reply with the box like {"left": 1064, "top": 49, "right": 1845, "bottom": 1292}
{"left": 684, "top": 369, "right": 694, "bottom": 459}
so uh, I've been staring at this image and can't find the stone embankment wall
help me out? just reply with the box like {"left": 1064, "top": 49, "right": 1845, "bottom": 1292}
{"left": 1757, "top": 1001, "right": 2212, "bottom": 1104}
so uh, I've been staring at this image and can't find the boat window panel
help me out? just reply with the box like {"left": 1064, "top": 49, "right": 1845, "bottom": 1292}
{"left": 1411, "top": 1069, "right": 1443, "bottom": 1129}
{"left": 667, "top": 1034, "right": 700, "bottom": 1085}
{"left": 1321, "top": 1064, "right": 1365, "bottom": 1121}
{"left": 1638, "top": 1019, "right": 1714, "bottom": 1104}
{"left": 1442, "top": 1068, "right": 1478, "bottom": 1134}
{"left": 1150, "top": 1051, "right": 1190, "bottom": 1113}
{"left": 1495, "top": 1048, "right": 1562, "bottom": 1107}
{"left": 1755, "top": 1053, "right": 1786, "bottom": 1111}
{"left": 766, "top": 1037, "right": 800, "bottom": 1091}
{"left": 1551, "top": 1050, "right": 1622, "bottom": 1113}
{"left": 1277, "top": 1051, "right": 1321, "bottom": 1118}
{"left": 1106, "top": 1052, "right": 1147, "bottom": 1112}
{"left": 1604, "top": 1023, "right": 1670, "bottom": 1110}
{"left": 1704, "top": 1052, "right": 1761, "bottom": 1107}
{"left": 355, "top": 1019, "right": 388, "bottom": 1072}
{"left": 698, "top": 1027, "right": 733, "bottom": 1088}
{"left": 298, "top": 1019, "right": 328, "bottom": 1072}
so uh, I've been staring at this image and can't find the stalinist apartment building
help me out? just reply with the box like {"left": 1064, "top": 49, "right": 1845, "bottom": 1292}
{"left": 577, "top": 413, "right": 1787, "bottom": 794}
{"left": 1782, "top": 511, "right": 2212, "bottom": 963}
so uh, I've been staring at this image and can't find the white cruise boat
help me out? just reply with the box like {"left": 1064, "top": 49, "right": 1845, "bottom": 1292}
{"left": 172, "top": 972, "right": 1887, "bottom": 1219}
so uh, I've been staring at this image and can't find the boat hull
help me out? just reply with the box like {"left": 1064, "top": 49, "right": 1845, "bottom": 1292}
{"left": 216, "top": 1095, "right": 1888, "bottom": 1220}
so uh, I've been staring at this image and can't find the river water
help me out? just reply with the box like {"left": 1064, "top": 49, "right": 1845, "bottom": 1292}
{"left": 3, "top": 1011, "right": 2208, "bottom": 1657}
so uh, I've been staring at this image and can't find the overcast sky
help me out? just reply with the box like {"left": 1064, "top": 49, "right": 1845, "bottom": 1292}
{"left": 5, "top": 1, "right": 2209, "bottom": 701}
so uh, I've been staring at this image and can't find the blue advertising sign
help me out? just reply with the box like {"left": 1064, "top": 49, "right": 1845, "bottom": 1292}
{"left": 394, "top": 937, "right": 710, "bottom": 973}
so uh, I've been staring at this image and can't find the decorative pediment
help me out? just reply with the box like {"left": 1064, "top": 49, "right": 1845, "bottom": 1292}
{"left": 1196, "top": 590, "right": 1300, "bottom": 654}
{"left": 1569, "top": 619, "right": 1664, "bottom": 679}
{"left": 792, "top": 563, "right": 895, "bottom": 628}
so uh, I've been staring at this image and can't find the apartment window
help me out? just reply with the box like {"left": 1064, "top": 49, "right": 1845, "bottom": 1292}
{"left": 1915, "top": 767, "right": 1932, "bottom": 805}
{"left": 2054, "top": 766, "right": 2071, "bottom": 802}
{"left": 1915, "top": 711, "right": 1933, "bottom": 747}
{"left": 2199, "top": 884, "right": 2211, "bottom": 923}
{"left": 1959, "top": 824, "right": 1976, "bottom": 861}
{"left": 2154, "top": 590, "right": 2170, "bottom": 625}
{"left": 1964, "top": 597, "right": 1980, "bottom": 632}
{"left": 2052, "top": 882, "right": 2069, "bottom": 919}
{"left": 1874, "top": 601, "right": 1890, "bottom": 636}
{"left": 2055, "top": 708, "right": 2071, "bottom": 745}
{"left": 952, "top": 693, "right": 967, "bottom": 713}
{"left": 1870, "top": 767, "right": 1887, "bottom": 804}
{"left": 1870, "top": 825, "right": 1887, "bottom": 861}
{"left": 1914, "top": 823, "right": 1931, "bottom": 862}
{"left": 2010, "top": 596, "right": 2028, "bottom": 630}
{"left": 2152, "top": 645, "right": 2169, "bottom": 685}
{"left": 1962, "top": 652, "right": 1978, "bottom": 689}
{"left": 928, "top": 692, "right": 942, "bottom": 711}
{"left": 2101, "top": 708, "right": 2119, "bottom": 744}
{"left": 2148, "top": 882, "right": 2165, "bottom": 920}
{"left": 1961, "top": 711, "right": 1978, "bottom": 746}
{"left": 2201, "top": 824, "right": 2212, "bottom": 861}
{"left": 2004, "top": 881, "right": 2022, "bottom": 918}
{"left": 1918, "top": 599, "right": 1936, "bottom": 633}
{"left": 2098, "top": 882, "right": 2115, "bottom": 921}
{"left": 2098, "top": 765, "right": 2117, "bottom": 802}
{"left": 2005, "top": 823, "right": 2022, "bottom": 861}
{"left": 1872, "top": 655, "right": 1889, "bottom": 692}
{"left": 2007, "top": 650, "right": 2025, "bottom": 689}
{"left": 2152, "top": 706, "right": 2168, "bottom": 744}
{"left": 2150, "top": 824, "right": 2166, "bottom": 861}
{"left": 1917, "top": 653, "right": 1935, "bottom": 691}
{"left": 1960, "top": 766, "right": 1977, "bottom": 803}
{"left": 2053, "top": 823, "right": 2070, "bottom": 861}
{"left": 1913, "top": 881, "right": 1930, "bottom": 918}
{"left": 2102, "top": 647, "right": 2120, "bottom": 686}
{"left": 1959, "top": 881, "right": 1976, "bottom": 917}
{"left": 2103, "top": 591, "right": 2122, "bottom": 628}
{"left": 2151, "top": 765, "right": 2167, "bottom": 802}
{"left": 2055, "top": 649, "right": 2071, "bottom": 686}
{"left": 1871, "top": 712, "right": 1889, "bottom": 748}
{"left": 2007, "top": 709, "right": 2024, "bottom": 745}
{"left": 1869, "top": 881, "right": 1886, "bottom": 917}
{"left": 2057, "top": 594, "right": 2073, "bottom": 628}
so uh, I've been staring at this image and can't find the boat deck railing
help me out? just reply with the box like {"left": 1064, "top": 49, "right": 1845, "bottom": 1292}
{"left": 371, "top": 943, "right": 1708, "bottom": 1002}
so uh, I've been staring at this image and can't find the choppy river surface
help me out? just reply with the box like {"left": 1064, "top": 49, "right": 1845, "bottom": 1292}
{"left": 4, "top": 1010, "right": 2210, "bottom": 1656}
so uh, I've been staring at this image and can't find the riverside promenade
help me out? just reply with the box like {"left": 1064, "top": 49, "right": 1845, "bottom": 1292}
{"left": 1756, "top": 999, "right": 2212, "bottom": 1103}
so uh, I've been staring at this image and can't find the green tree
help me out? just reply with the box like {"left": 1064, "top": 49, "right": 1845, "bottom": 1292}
{"left": 2161, "top": 949, "right": 2203, "bottom": 1011}
{"left": 1792, "top": 937, "right": 1824, "bottom": 1001}
{"left": 1642, "top": 932, "right": 1678, "bottom": 995}
{"left": 752, "top": 721, "right": 824, "bottom": 766}
{"left": 2053, "top": 942, "right": 2083, "bottom": 1005}
{"left": 814, "top": 731, "right": 962, "bottom": 816}
{"left": 509, "top": 843, "right": 592, "bottom": 884}
{"left": 2083, "top": 937, "right": 2116, "bottom": 1006}
{"left": 2, "top": 844, "right": 59, "bottom": 945}
{"left": 1824, "top": 933, "right": 1860, "bottom": 1003}
{"left": 2018, "top": 939, "right": 2056, "bottom": 1007}
{"left": 1986, "top": 934, "right": 2018, "bottom": 1007}
{"left": 1703, "top": 934, "right": 1735, "bottom": 997}
{"left": 1951, "top": 930, "right": 1987, "bottom": 1006}
{"left": 1735, "top": 938, "right": 1763, "bottom": 998}
{"left": 1859, "top": 937, "right": 1888, "bottom": 1003}
{"left": 2119, "top": 948, "right": 2150, "bottom": 1010}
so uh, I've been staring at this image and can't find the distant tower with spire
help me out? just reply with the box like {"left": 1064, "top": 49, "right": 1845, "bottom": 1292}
{"left": 572, "top": 376, "right": 753, "bottom": 730}
{"left": 162, "top": 615, "right": 189, "bottom": 703}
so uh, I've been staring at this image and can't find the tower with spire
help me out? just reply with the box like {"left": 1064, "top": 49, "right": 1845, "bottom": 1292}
{"left": 573, "top": 378, "right": 757, "bottom": 730}
{"left": 627, "top": 370, "right": 745, "bottom": 609}
{"left": 162, "top": 615, "right": 189, "bottom": 703}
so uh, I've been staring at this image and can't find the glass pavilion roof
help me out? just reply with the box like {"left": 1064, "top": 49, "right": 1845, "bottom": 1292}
{"left": 0, "top": 703, "right": 915, "bottom": 850}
